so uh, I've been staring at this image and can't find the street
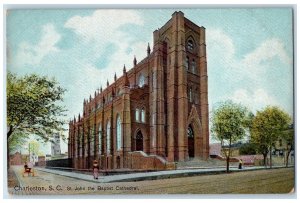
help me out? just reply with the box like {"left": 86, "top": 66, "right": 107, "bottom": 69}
{"left": 7, "top": 166, "right": 294, "bottom": 195}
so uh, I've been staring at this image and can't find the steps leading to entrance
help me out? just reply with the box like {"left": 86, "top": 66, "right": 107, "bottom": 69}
{"left": 128, "top": 151, "right": 175, "bottom": 170}
{"left": 176, "top": 158, "right": 239, "bottom": 169}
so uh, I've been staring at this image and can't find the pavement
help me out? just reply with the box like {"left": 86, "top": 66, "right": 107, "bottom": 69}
{"left": 34, "top": 165, "right": 288, "bottom": 183}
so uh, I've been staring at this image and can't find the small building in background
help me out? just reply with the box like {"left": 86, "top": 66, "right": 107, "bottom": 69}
{"left": 51, "top": 134, "right": 61, "bottom": 156}
{"left": 9, "top": 152, "right": 22, "bottom": 165}
{"left": 45, "top": 154, "right": 52, "bottom": 161}
{"left": 29, "top": 154, "right": 39, "bottom": 164}
{"left": 209, "top": 143, "right": 221, "bottom": 157}
{"left": 37, "top": 156, "right": 46, "bottom": 167}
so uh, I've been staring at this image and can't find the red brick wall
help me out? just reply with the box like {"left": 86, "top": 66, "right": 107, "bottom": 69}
{"left": 10, "top": 152, "right": 22, "bottom": 165}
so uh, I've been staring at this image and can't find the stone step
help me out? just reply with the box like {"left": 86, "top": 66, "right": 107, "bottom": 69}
{"left": 175, "top": 158, "right": 238, "bottom": 169}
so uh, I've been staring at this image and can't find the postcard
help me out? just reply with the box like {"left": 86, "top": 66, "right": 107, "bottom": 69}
{"left": 5, "top": 7, "right": 295, "bottom": 197}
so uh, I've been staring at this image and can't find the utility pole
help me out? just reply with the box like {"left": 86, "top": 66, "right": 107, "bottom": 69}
{"left": 28, "top": 143, "right": 31, "bottom": 162}
{"left": 32, "top": 144, "right": 35, "bottom": 163}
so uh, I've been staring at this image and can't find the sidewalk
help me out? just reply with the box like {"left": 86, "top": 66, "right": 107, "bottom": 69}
{"left": 35, "top": 165, "right": 289, "bottom": 183}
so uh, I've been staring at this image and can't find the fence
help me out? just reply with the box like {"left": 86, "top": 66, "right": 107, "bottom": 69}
{"left": 46, "top": 158, "right": 72, "bottom": 168}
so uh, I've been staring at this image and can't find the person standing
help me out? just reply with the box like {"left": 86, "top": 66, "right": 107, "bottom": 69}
{"left": 238, "top": 159, "right": 243, "bottom": 169}
{"left": 93, "top": 160, "right": 99, "bottom": 179}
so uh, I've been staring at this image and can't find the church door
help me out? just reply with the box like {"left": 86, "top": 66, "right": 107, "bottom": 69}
{"left": 116, "top": 156, "right": 120, "bottom": 169}
{"left": 188, "top": 125, "right": 195, "bottom": 158}
{"left": 136, "top": 131, "right": 143, "bottom": 151}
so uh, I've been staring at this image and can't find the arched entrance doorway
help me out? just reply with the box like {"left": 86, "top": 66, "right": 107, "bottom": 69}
{"left": 116, "top": 156, "right": 120, "bottom": 169}
{"left": 136, "top": 130, "right": 143, "bottom": 151}
{"left": 106, "top": 157, "right": 109, "bottom": 169}
{"left": 188, "top": 125, "right": 195, "bottom": 158}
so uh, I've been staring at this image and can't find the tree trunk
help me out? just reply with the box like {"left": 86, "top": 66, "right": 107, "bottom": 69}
{"left": 269, "top": 145, "right": 272, "bottom": 168}
{"left": 7, "top": 139, "right": 10, "bottom": 169}
{"left": 226, "top": 156, "right": 229, "bottom": 173}
{"left": 7, "top": 125, "right": 14, "bottom": 169}
{"left": 263, "top": 153, "right": 267, "bottom": 168}
{"left": 7, "top": 125, "right": 14, "bottom": 139}
{"left": 286, "top": 150, "right": 291, "bottom": 167}
{"left": 226, "top": 136, "right": 232, "bottom": 173}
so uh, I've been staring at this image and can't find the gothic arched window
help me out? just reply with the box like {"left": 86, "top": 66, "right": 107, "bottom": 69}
{"left": 189, "top": 87, "right": 193, "bottom": 103}
{"left": 138, "top": 74, "right": 145, "bottom": 87}
{"left": 106, "top": 121, "right": 111, "bottom": 154}
{"left": 98, "top": 124, "right": 102, "bottom": 155}
{"left": 79, "top": 128, "right": 82, "bottom": 157}
{"left": 186, "top": 56, "right": 190, "bottom": 70}
{"left": 187, "top": 40, "right": 194, "bottom": 51}
{"left": 191, "top": 59, "right": 196, "bottom": 74}
{"left": 141, "top": 109, "right": 146, "bottom": 123}
{"left": 116, "top": 115, "right": 122, "bottom": 150}
{"left": 188, "top": 125, "right": 194, "bottom": 138}
{"left": 135, "top": 108, "right": 140, "bottom": 122}
{"left": 90, "top": 127, "right": 95, "bottom": 156}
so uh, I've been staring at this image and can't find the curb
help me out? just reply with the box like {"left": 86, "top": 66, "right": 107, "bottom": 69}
{"left": 35, "top": 166, "right": 294, "bottom": 183}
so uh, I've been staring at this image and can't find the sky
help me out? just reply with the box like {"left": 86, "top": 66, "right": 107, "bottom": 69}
{"left": 6, "top": 8, "right": 294, "bottom": 154}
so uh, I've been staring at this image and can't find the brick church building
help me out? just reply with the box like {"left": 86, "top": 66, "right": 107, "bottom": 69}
{"left": 68, "top": 11, "right": 209, "bottom": 170}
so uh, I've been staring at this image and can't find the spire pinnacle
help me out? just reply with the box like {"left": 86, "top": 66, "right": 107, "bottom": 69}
{"left": 147, "top": 43, "right": 151, "bottom": 56}
{"left": 133, "top": 55, "right": 137, "bottom": 66}
{"left": 123, "top": 64, "right": 126, "bottom": 74}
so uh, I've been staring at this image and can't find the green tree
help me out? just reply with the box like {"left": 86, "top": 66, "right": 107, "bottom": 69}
{"left": 28, "top": 140, "right": 43, "bottom": 156}
{"left": 7, "top": 72, "right": 66, "bottom": 163}
{"left": 239, "top": 142, "right": 257, "bottom": 155}
{"left": 251, "top": 106, "right": 291, "bottom": 168}
{"left": 8, "top": 131, "right": 27, "bottom": 152}
{"left": 211, "top": 101, "right": 249, "bottom": 173}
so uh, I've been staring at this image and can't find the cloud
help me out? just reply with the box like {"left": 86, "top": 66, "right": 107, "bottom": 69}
{"left": 59, "top": 10, "right": 151, "bottom": 120}
{"left": 240, "top": 38, "right": 292, "bottom": 80}
{"left": 207, "top": 28, "right": 292, "bottom": 75}
{"left": 243, "top": 38, "right": 292, "bottom": 66}
{"left": 207, "top": 28, "right": 293, "bottom": 114}
{"left": 207, "top": 28, "right": 235, "bottom": 65}
{"left": 63, "top": 62, "right": 106, "bottom": 116}
{"left": 64, "top": 10, "right": 144, "bottom": 45}
{"left": 15, "top": 24, "right": 61, "bottom": 66}
{"left": 229, "top": 88, "right": 280, "bottom": 112}
{"left": 63, "top": 9, "right": 149, "bottom": 85}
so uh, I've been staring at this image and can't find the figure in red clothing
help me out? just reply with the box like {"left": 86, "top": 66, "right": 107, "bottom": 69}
{"left": 93, "top": 160, "right": 99, "bottom": 179}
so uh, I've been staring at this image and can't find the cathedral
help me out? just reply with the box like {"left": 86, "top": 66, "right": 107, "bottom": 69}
{"left": 68, "top": 11, "right": 209, "bottom": 170}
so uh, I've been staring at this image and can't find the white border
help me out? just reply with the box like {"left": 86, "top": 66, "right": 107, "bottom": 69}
{"left": 1, "top": 0, "right": 299, "bottom": 202}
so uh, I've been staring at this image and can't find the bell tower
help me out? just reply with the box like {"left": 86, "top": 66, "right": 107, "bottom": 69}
{"left": 150, "top": 11, "right": 209, "bottom": 162}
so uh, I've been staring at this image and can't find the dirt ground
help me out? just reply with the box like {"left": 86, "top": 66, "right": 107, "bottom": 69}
{"left": 7, "top": 166, "right": 294, "bottom": 195}
{"left": 7, "top": 169, "right": 19, "bottom": 188}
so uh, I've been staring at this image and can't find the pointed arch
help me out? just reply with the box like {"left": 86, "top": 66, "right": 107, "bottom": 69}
{"left": 186, "top": 56, "right": 190, "bottom": 70}
{"left": 186, "top": 34, "right": 197, "bottom": 53}
{"left": 187, "top": 105, "right": 202, "bottom": 159}
{"left": 106, "top": 120, "right": 111, "bottom": 154}
{"left": 187, "top": 105, "right": 202, "bottom": 133}
{"left": 116, "top": 114, "right": 122, "bottom": 151}
{"left": 141, "top": 107, "right": 146, "bottom": 123}
{"left": 134, "top": 128, "right": 144, "bottom": 151}
{"left": 187, "top": 124, "right": 195, "bottom": 158}
{"left": 191, "top": 59, "right": 196, "bottom": 74}
{"left": 98, "top": 123, "right": 102, "bottom": 155}
{"left": 138, "top": 74, "right": 145, "bottom": 87}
